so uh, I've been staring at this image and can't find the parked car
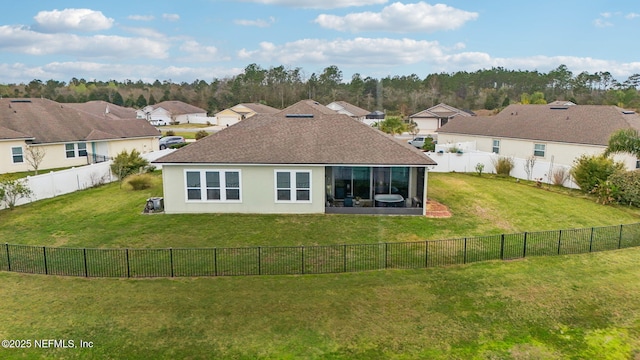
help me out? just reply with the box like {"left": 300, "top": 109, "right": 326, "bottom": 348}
{"left": 159, "top": 136, "right": 186, "bottom": 150}
{"left": 407, "top": 136, "right": 435, "bottom": 149}
{"left": 150, "top": 119, "right": 168, "bottom": 126}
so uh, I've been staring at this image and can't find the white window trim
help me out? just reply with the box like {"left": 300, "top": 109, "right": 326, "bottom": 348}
{"left": 11, "top": 146, "right": 23, "bottom": 164}
{"left": 65, "top": 142, "right": 87, "bottom": 158}
{"left": 492, "top": 139, "right": 500, "bottom": 154}
{"left": 184, "top": 169, "right": 242, "bottom": 203}
{"left": 274, "top": 170, "right": 312, "bottom": 203}
{"left": 533, "top": 143, "right": 546, "bottom": 157}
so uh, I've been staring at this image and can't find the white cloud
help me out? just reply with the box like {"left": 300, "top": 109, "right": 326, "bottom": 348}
{"left": 163, "top": 13, "right": 180, "bottom": 21}
{"left": 315, "top": 2, "right": 478, "bottom": 33}
{"left": 626, "top": 13, "right": 640, "bottom": 19}
{"left": 33, "top": 8, "right": 114, "bottom": 33}
{"left": 594, "top": 18, "right": 613, "bottom": 28}
{"left": 238, "top": 0, "right": 387, "bottom": 9}
{"left": 234, "top": 17, "right": 276, "bottom": 28}
{"left": 0, "top": 25, "right": 169, "bottom": 59}
{"left": 178, "top": 40, "right": 226, "bottom": 62}
{"left": 128, "top": 15, "right": 155, "bottom": 21}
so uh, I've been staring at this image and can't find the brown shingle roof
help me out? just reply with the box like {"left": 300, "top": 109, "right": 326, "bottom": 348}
{"left": 237, "top": 103, "right": 280, "bottom": 114}
{"left": 0, "top": 98, "right": 160, "bottom": 144}
{"left": 153, "top": 101, "right": 206, "bottom": 115}
{"left": 66, "top": 101, "right": 137, "bottom": 120}
{"left": 437, "top": 104, "right": 640, "bottom": 146}
{"left": 156, "top": 100, "right": 435, "bottom": 166}
{"left": 330, "top": 101, "right": 370, "bottom": 117}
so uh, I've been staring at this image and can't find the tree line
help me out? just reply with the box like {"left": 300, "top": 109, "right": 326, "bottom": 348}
{"left": 1, "top": 64, "right": 639, "bottom": 117}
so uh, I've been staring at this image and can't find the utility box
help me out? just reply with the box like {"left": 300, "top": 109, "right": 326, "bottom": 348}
{"left": 144, "top": 197, "right": 164, "bottom": 213}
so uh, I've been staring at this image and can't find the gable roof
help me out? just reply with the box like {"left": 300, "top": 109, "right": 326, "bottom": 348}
{"left": 437, "top": 104, "right": 640, "bottom": 146}
{"left": 410, "top": 103, "right": 474, "bottom": 118}
{"left": 327, "top": 101, "right": 370, "bottom": 117}
{"left": 0, "top": 98, "right": 160, "bottom": 144}
{"left": 236, "top": 103, "right": 280, "bottom": 114}
{"left": 152, "top": 101, "right": 206, "bottom": 115}
{"left": 66, "top": 101, "right": 137, "bottom": 120}
{"left": 156, "top": 100, "right": 435, "bottom": 166}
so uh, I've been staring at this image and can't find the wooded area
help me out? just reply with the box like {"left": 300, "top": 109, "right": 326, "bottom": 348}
{"left": 2, "top": 64, "right": 639, "bottom": 116}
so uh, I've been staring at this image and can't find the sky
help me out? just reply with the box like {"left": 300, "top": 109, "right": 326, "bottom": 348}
{"left": 0, "top": 0, "right": 639, "bottom": 85}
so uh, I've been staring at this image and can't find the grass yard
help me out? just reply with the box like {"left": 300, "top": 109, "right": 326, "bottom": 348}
{"left": 2, "top": 172, "right": 640, "bottom": 358}
{"left": 1, "top": 248, "right": 639, "bottom": 359}
{"left": 0, "top": 172, "right": 638, "bottom": 249}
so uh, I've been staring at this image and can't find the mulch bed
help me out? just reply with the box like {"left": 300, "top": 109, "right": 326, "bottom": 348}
{"left": 425, "top": 199, "right": 452, "bottom": 218}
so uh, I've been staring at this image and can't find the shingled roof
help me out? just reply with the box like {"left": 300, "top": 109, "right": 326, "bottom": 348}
{"left": 152, "top": 101, "right": 206, "bottom": 115}
{"left": 156, "top": 100, "right": 435, "bottom": 166}
{"left": 0, "top": 98, "right": 160, "bottom": 144}
{"left": 66, "top": 100, "right": 138, "bottom": 120}
{"left": 329, "top": 101, "right": 370, "bottom": 117}
{"left": 437, "top": 104, "right": 640, "bottom": 146}
{"left": 237, "top": 103, "right": 280, "bottom": 114}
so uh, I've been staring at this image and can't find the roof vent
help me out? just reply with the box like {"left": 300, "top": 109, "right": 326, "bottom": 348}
{"left": 550, "top": 106, "right": 569, "bottom": 110}
{"left": 622, "top": 110, "right": 636, "bottom": 115}
{"left": 10, "top": 99, "right": 31, "bottom": 103}
{"left": 285, "top": 114, "right": 314, "bottom": 118}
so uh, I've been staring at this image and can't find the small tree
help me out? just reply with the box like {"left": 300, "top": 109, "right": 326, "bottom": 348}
{"left": 0, "top": 179, "right": 33, "bottom": 210}
{"left": 25, "top": 146, "right": 46, "bottom": 175}
{"left": 524, "top": 155, "right": 536, "bottom": 180}
{"left": 475, "top": 163, "right": 485, "bottom": 176}
{"left": 604, "top": 128, "right": 640, "bottom": 158}
{"left": 195, "top": 130, "right": 209, "bottom": 140}
{"left": 379, "top": 116, "right": 406, "bottom": 135}
{"left": 421, "top": 136, "right": 436, "bottom": 152}
{"left": 570, "top": 154, "right": 624, "bottom": 192}
{"left": 110, "top": 149, "right": 150, "bottom": 183}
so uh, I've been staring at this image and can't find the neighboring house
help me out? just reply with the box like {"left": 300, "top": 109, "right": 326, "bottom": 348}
{"left": 437, "top": 104, "right": 640, "bottom": 169}
{"left": 326, "top": 101, "right": 370, "bottom": 122}
{"left": 136, "top": 101, "right": 210, "bottom": 125}
{"left": 365, "top": 111, "right": 385, "bottom": 126}
{"left": 66, "top": 100, "right": 138, "bottom": 120}
{"left": 214, "top": 103, "right": 280, "bottom": 127}
{"left": 409, "top": 103, "right": 475, "bottom": 136}
{"left": 154, "top": 100, "right": 437, "bottom": 215}
{"left": 0, "top": 98, "right": 160, "bottom": 174}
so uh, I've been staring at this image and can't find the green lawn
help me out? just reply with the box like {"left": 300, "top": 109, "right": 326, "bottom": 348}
{"left": 1, "top": 249, "right": 639, "bottom": 359}
{"left": 0, "top": 172, "right": 638, "bottom": 249}
{"left": 2, "top": 172, "right": 640, "bottom": 358}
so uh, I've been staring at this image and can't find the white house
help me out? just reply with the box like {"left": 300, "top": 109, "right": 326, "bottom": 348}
{"left": 409, "top": 103, "right": 475, "bottom": 136}
{"left": 326, "top": 101, "right": 370, "bottom": 122}
{"left": 136, "top": 101, "right": 211, "bottom": 125}
{"left": 437, "top": 104, "right": 640, "bottom": 169}
{"left": 214, "top": 103, "right": 280, "bottom": 127}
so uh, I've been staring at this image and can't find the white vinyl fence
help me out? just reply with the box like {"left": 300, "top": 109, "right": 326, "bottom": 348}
{"left": 428, "top": 150, "right": 579, "bottom": 189}
{"left": 2, "top": 149, "right": 176, "bottom": 210}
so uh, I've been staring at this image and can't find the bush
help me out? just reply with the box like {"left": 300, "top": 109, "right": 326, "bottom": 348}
{"left": 110, "top": 149, "right": 150, "bottom": 180}
{"left": 0, "top": 179, "right": 32, "bottom": 210}
{"left": 125, "top": 173, "right": 154, "bottom": 190}
{"left": 169, "top": 143, "right": 189, "bottom": 149}
{"left": 165, "top": 130, "right": 175, "bottom": 136}
{"left": 492, "top": 156, "right": 514, "bottom": 176}
{"left": 551, "top": 166, "right": 570, "bottom": 186}
{"left": 570, "top": 155, "right": 624, "bottom": 192}
{"left": 195, "top": 130, "right": 209, "bottom": 140}
{"left": 421, "top": 136, "right": 436, "bottom": 152}
{"left": 608, "top": 170, "right": 640, "bottom": 206}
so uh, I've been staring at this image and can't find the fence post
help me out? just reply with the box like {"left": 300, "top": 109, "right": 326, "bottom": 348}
{"left": 384, "top": 243, "right": 388, "bottom": 269}
{"left": 5, "top": 243, "right": 10, "bottom": 272}
{"left": 557, "top": 230, "right": 562, "bottom": 255}
{"left": 170, "top": 248, "right": 174, "bottom": 277}
{"left": 258, "top": 247, "right": 261, "bottom": 275}
{"left": 43, "top": 246, "right": 48, "bottom": 275}
{"left": 214, "top": 248, "right": 218, "bottom": 276}
{"left": 83, "top": 248, "right": 88, "bottom": 277}
{"left": 343, "top": 244, "right": 347, "bottom": 273}
{"left": 301, "top": 246, "right": 305, "bottom": 275}
{"left": 500, "top": 234, "right": 505, "bottom": 260}
{"left": 619, "top": 224, "right": 623, "bottom": 249}
{"left": 589, "top": 227, "right": 594, "bottom": 252}
{"left": 463, "top": 238, "right": 467, "bottom": 264}
{"left": 425, "top": 241, "right": 429, "bottom": 268}
{"left": 126, "top": 249, "right": 130, "bottom": 278}
{"left": 523, "top": 232, "right": 527, "bottom": 258}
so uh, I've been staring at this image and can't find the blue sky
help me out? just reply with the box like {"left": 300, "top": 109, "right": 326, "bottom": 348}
{"left": 0, "top": 0, "right": 639, "bottom": 84}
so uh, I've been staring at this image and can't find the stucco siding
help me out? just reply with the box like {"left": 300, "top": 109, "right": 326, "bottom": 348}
{"left": 162, "top": 164, "right": 326, "bottom": 214}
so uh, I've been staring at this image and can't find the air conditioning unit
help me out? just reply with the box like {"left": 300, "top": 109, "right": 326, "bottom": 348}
{"left": 144, "top": 197, "right": 164, "bottom": 213}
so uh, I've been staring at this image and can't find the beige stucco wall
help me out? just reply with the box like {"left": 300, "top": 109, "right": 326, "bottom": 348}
{"left": 412, "top": 118, "right": 439, "bottom": 134}
{"left": 161, "top": 164, "right": 326, "bottom": 214}
{"left": 106, "top": 137, "right": 159, "bottom": 156}
{"left": 438, "top": 133, "right": 637, "bottom": 169}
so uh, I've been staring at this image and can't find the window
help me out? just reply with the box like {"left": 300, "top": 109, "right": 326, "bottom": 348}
{"left": 65, "top": 142, "right": 87, "bottom": 158}
{"left": 185, "top": 170, "right": 241, "bottom": 202}
{"left": 334, "top": 166, "right": 370, "bottom": 199}
{"left": 492, "top": 139, "right": 500, "bottom": 154}
{"left": 276, "top": 170, "right": 311, "bottom": 202}
{"left": 533, "top": 143, "right": 546, "bottom": 157}
{"left": 11, "top": 147, "right": 23, "bottom": 163}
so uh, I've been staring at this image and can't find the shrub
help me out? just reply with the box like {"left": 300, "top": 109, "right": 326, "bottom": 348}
{"left": 475, "top": 163, "right": 485, "bottom": 176}
{"left": 448, "top": 146, "right": 460, "bottom": 153}
{"left": 165, "top": 130, "right": 175, "bottom": 136}
{"left": 110, "top": 149, "right": 150, "bottom": 180}
{"left": 195, "top": 130, "right": 209, "bottom": 140}
{"left": 0, "top": 179, "right": 32, "bottom": 210}
{"left": 608, "top": 170, "right": 640, "bottom": 206}
{"left": 169, "top": 143, "right": 189, "bottom": 149}
{"left": 492, "top": 156, "right": 514, "bottom": 176}
{"left": 125, "top": 173, "right": 154, "bottom": 190}
{"left": 421, "top": 136, "right": 436, "bottom": 151}
{"left": 551, "top": 166, "right": 570, "bottom": 186}
{"left": 570, "top": 155, "right": 624, "bottom": 192}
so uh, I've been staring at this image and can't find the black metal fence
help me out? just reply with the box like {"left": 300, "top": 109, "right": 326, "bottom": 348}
{"left": 2, "top": 223, "right": 640, "bottom": 278}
